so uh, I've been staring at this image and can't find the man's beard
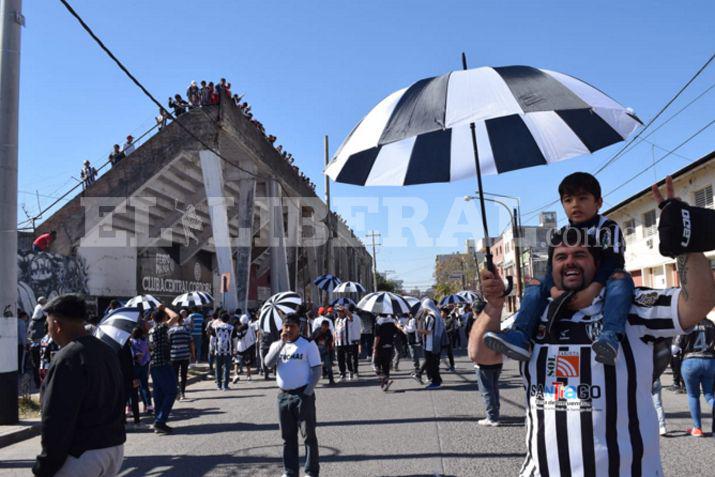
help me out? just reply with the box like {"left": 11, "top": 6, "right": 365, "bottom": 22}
{"left": 560, "top": 266, "right": 587, "bottom": 291}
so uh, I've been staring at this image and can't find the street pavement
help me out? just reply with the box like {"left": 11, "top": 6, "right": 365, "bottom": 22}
{"left": 1, "top": 352, "right": 713, "bottom": 476}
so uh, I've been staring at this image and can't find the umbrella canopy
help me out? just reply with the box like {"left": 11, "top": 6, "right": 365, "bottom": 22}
{"left": 333, "top": 281, "right": 367, "bottom": 294}
{"left": 457, "top": 290, "right": 482, "bottom": 303}
{"left": 95, "top": 307, "right": 143, "bottom": 351}
{"left": 172, "top": 291, "right": 213, "bottom": 308}
{"left": 330, "top": 297, "right": 356, "bottom": 308}
{"left": 313, "top": 274, "right": 342, "bottom": 292}
{"left": 357, "top": 291, "right": 411, "bottom": 316}
{"left": 439, "top": 294, "right": 469, "bottom": 306}
{"left": 403, "top": 296, "right": 421, "bottom": 315}
{"left": 125, "top": 294, "right": 162, "bottom": 310}
{"left": 325, "top": 65, "right": 640, "bottom": 187}
{"left": 259, "top": 291, "right": 302, "bottom": 334}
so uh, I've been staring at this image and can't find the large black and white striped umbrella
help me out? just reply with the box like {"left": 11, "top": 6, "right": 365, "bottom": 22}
{"left": 259, "top": 291, "right": 302, "bottom": 334}
{"left": 325, "top": 65, "right": 640, "bottom": 186}
{"left": 333, "top": 281, "right": 366, "bottom": 294}
{"left": 313, "top": 274, "right": 342, "bottom": 292}
{"left": 330, "top": 297, "right": 356, "bottom": 308}
{"left": 172, "top": 291, "right": 213, "bottom": 308}
{"left": 357, "top": 291, "right": 411, "bottom": 316}
{"left": 439, "top": 294, "right": 469, "bottom": 306}
{"left": 125, "top": 294, "right": 162, "bottom": 310}
{"left": 403, "top": 296, "right": 421, "bottom": 315}
{"left": 95, "top": 307, "right": 143, "bottom": 351}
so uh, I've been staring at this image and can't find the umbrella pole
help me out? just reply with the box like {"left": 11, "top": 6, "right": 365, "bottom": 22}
{"left": 462, "top": 52, "right": 514, "bottom": 297}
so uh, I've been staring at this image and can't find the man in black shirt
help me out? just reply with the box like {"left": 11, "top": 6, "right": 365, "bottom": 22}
{"left": 373, "top": 315, "right": 398, "bottom": 391}
{"left": 33, "top": 294, "right": 125, "bottom": 477}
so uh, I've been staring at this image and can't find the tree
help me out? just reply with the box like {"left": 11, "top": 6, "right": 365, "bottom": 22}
{"left": 376, "top": 272, "right": 402, "bottom": 293}
{"left": 433, "top": 253, "right": 479, "bottom": 293}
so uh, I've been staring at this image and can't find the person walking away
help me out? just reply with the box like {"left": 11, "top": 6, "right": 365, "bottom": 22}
{"left": 188, "top": 308, "right": 205, "bottom": 362}
{"left": 334, "top": 306, "right": 354, "bottom": 381}
{"left": 213, "top": 312, "right": 235, "bottom": 390}
{"left": 234, "top": 314, "right": 257, "bottom": 383}
{"left": 260, "top": 325, "right": 278, "bottom": 381}
{"left": 169, "top": 314, "right": 194, "bottom": 400}
{"left": 674, "top": 317, "right": 715, "bottom": 437}
{"left": 130, "top": 326, "right": 153, "bottom": 415}
{"left": 32, "top": 231, "right": 56, "bottom": 253}
{"left": 312, "top": 321, "right": 335, "bottom": 384}
{"left": 264, "top": 313, "right": 322, "bottom": 477}
{"left": 651, "top": 338, "right": 673, "bottom": 436}
{"left": 118, "top": 340, "right": 141, "bottom": 429}
{"left": 148, "top": 305, "right": 180, "bottom": 434}
{"left": 670, "top": 338, "right": 686, "bottom": 392}
{"left": 80, "top": 160, "right": 97, "bottom": 190}
{"left": 347, "top": 306, "right": 362, "bottom": 378}
{"left": 373, "top": 314, "right": 398, "bottom": 392}
{"left": 358, "top": 310, "right": 374, "bottom": 360}
{"left": 393, "top": 313, "right": 409, "bottom": 371}
{"left": 206, "top": 311, "right": 219, "bottom": 377}
{"left": 32, "top": 294, "right": 125, "bottom": 477}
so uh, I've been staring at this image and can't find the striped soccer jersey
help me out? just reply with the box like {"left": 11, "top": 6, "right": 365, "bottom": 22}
{"left": 519, "top": 287, "right": 684, "bottom": 477}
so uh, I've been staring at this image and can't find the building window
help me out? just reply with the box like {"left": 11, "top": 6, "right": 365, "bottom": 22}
{"left": 623, "top": 219, "right": 636, "bottom": 238}
{"left": 693, "top": 185, "right": 713, "bottom": 208}
{"left": 642, "top": 209, "right": 656, "bottom": 237}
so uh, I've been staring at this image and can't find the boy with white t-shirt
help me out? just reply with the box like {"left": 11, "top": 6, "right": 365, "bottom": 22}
{"left": 264, "top": 313, "right": 322, "bottom": 477}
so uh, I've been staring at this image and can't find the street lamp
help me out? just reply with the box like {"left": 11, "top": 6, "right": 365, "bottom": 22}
{"left": 464, "top": 194, "right": 524, "bottom": 298}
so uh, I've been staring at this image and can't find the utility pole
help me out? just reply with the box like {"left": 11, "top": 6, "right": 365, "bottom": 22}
{"left": 365, "top": 231, "right": 381, "bottom": 291}
{"left": 0, "top": 0, "right": 23, "bottom": 425}
{"left": 512, "top": 207, "right": 523, "bottom": 299}
{"left": 323, "top": 135, "right": 333, "bottom": 276}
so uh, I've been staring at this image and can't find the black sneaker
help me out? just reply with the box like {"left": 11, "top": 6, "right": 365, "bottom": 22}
{"left": 153, "top": 422, "right": 173, "bottom": 434}
{"left": 383, "top": 380, "right": 394, "bottom": 392}
{"left": 592, "top": 332, "right": 619, "bottom": 366}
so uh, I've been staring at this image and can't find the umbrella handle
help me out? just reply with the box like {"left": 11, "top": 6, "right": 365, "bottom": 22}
{"left": 502, "top": 276, "right": 514, "bottom": 297}
{"left": 485, "top": 252, "right": 514, "bottom": 297}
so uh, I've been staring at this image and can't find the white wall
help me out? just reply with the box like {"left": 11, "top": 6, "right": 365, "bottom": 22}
{"left": 78, "top": 246, "right": 137, "bottom": 297}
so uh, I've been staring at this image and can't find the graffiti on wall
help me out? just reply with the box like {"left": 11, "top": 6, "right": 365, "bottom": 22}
{"left": 17, "top": 251, "right": 89, "bottom": 313}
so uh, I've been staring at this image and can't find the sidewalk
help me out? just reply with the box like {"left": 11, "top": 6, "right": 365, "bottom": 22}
{"left": 0, "top": 363, "right": 210, "bottom": 449}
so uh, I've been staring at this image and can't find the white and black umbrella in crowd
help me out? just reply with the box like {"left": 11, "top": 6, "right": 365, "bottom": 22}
{"left": 313, "top": 274, "right": 342, "bottom": 292}
{"left": 94, "top": 307, "right": 143, "bottom": 352}
{"left": 333, "top": 281, "right": 367, "bottom": 294}
{"left": 403, "top": 296, "right": 422, "bottom": 315}
{"left": 259, "top": 291, "right": 303, "bottom": 335}
{"left": 172, "top": 291, "right": 213, "bottom": 308}
{"left": 125, "top": 294, "right": 162, "bottom": 310}
{"left": 457, "top": 290, "right": 482, "bottom": 304}
{"left": 439, "top": 294, "right": 469, "bottom": 306}
{"left": 326, "top": 56, "right": 641, "bottom": 291}
{"left": 357, "top": 291, "right": 411, "bottom": 316}
{"left": 330, "top": 297, "right": 356, "bottom": 308}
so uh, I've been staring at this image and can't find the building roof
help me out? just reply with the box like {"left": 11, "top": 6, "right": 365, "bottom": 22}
{"left": 603, "top": 149, "right": 715, "bottom": 216}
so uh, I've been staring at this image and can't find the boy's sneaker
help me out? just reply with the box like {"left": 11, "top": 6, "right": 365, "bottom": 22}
{"left": 477, "top": 418, "right": 500, "bottom": 427}
{"left": 483, "top": 329, "right": 531, "bottom": 361}
{"left": 153, "top": 422, "right": 173, "bottom": 434}
{"left": 592, "top": 331, "right": 619, "bottom": 366}
{"left": 411, "top": 373, "right": 423, "bottom": 384}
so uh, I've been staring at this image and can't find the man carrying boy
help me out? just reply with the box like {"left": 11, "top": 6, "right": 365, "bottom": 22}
{"left": 486, "top": 172, "right": 632, "bottom": 366}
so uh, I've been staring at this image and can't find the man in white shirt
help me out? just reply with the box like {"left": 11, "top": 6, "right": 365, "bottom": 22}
{"left": 264, "top": 314, "right": 322, "bottom": 477}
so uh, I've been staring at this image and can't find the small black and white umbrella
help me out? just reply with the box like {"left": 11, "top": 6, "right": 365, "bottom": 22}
{"left": 95, "top": 307, "right": 143, "bottom": 352}
{"left": 259, "top": 291, "right": 302, "bottom": 334}
{"left": 325, "top": 58, "right": 641, "bottom": 286}
{"left": 330, "top": 297, "right": 356, "bottom": 308}
{"left": 357, "top": 291, "right": 411, "bottom": 316}
{"left": 333, "top": 281, "right": 367, "bottom": 294}
{"left": 313, "top": 274, "right": 342, "bottom": 292}
{"left": 125, "top": 294, "right": 162, "bottom": 310}
{"left": 457, "top": 290, "right": 482, "bottom": 304}
{"left": 403, "top": 296, "right": 421, "bottom": 315}
{"left": 439, "top": 294, "right": 469, "bottom": 306}
{"left": 172, "top": 291, "right": 213, "bottom": 308}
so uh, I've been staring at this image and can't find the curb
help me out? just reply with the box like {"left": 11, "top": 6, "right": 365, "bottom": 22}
{"left": 0, "top": 370, "right": 209, "bottom": 449}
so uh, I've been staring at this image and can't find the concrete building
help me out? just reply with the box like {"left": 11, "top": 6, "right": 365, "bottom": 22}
{"left": 604, "top": 150, "right": 715, "bottom": 288}
{"left": 23, "top": 96, "right": 372, "bottom": 315}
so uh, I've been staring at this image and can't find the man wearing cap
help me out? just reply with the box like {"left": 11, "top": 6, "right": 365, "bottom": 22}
{"left": 122, "top": 135, "right": 135, "bottom": 156}
{"left": 264, "top": 313, "right": 322, "bottom": 477}
{"left": 33, "top": 294, "right": 125, "bottom": 477}
{"left": 80, "top": 160, "right": 97, "bottom": 190}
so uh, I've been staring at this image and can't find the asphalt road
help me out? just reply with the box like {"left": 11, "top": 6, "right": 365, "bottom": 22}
{"left": 1, "top": 353, "right": 713, "bottom": 476}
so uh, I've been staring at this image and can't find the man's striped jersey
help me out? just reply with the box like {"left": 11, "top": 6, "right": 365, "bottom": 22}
{"left": 518, "top": 287, "right": 685, "bottom": 477}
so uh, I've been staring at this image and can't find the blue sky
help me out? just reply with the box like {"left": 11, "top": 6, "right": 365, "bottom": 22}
{"left": 19, "top": 0, "right": 715, "bottom": 290}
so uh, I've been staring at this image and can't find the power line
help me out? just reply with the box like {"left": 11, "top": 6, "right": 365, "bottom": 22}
{"left": 58, "top": 0, "right": 259, "bottom": 180}
{"left": 593, "top": 52, "right": 715, "bottom": 175}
